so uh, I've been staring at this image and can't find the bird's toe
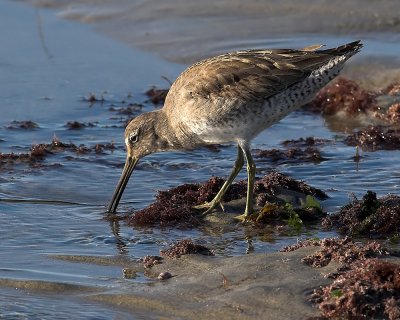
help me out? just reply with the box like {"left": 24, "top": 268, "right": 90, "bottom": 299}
{"left": 233, "top": 211, "right": 258, "bottom": 222}
{"left": 192, "top": 202, "right": 213, "bottom": 210}
{"left": 233, "top": 213, "right": 249, "bottom": 222}
{"left": 192, "top": 201, "right": 220, "bottom": 216}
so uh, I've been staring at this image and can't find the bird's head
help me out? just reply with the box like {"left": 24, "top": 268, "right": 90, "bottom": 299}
{"left": 123, "top": 111, "right": 168, "bottom": 160}
{"left": 106, "top": 111, "right": 171, "bottom": 213}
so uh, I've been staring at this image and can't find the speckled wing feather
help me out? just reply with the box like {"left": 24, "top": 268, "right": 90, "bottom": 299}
{"left": 166, "top": 41, "right": 361, "bottom": 112}
{"left": 180, "top": 50, "right": 335, "bottom": 103}
{"left": 164, "top": 41, "right": 361, "bottom": 143}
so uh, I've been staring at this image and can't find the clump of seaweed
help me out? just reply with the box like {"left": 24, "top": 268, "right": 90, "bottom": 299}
{"left": 48, "top": 135, "right": 76, "bottom": 151}
{"left": 65, "top": 121, "right": 97, "bottom": 130}
{"left": 382, "top": 82, "right": 400, "bottom": 96}
{"left": 344, "top": 126, "right": 400, "bottom": 151}
{"left": 309, "top": 77, "right": 378, "bottom": 115}
{"left": 310, "top": 259, "right": 400, "bottom": 320}
{"left": 254, "top": 147, "right": 326, "bottom": 164}
{"left": 374, "top": 103, "right": 400, "bottom": 124}
{"left": 306, "top": 78, "right": 400, "bottom": 128}
{"left": 94, "top": 142, "right": 115, "bottom": 154}
{"left": 281, "top": 137, "right": 332, "bottom": 148}
{"left": 280, "top": 238, "right": 322, "bottom": 252}
{"left": 39, "top": 136, "right": 115, "bottom": 154}
{"left": 108, "top": 104, "right": 143, "bottom": 116}
{"left": 160, "top": 239, "right": 214, "bottom": 258}
{"left": 322, "top": 191, "right": 400, "bottom": 237}
{"left": 145, "top": 86, "right": 169, "bottom": 105}
{"left": 310, "top": 237, "right": 385, "bottom": 268}
{"left": 281, "top": 237, "right": 387, "bottom": 267}
{"left": 139, "top": 255, "right": 163, "bottom": 269}
{"left": 30, "top": 144, "right": 49, "bottom": 158}
{"left": 0, "top": 136, "right": 117, "bottom": 168}
{"left": 81, "top": 92, "right": 105, "bottom": 104}
{"left": 386, "top": 103, "right": 400, "bottom": 123}
{"left": 254, "top": 137, "right": 332, "bottom": 165}
{"left": 0, "top": 152, "right": 31, "bottom": 163}
{"left": 128, "top": 172, "right": 327, "bottom": 227}
{"left": 249, "top": 195, "right": 325, "bottom": 228}
{"left": 128, "top": 176, "right": 240, "bottom": 227}
{"left": 283, "top": 237, "right": 398, "bottom": 319}
{"left": 0, "top": 143, "right": 49, "bottom": 165}
{"left": 6, "top": 120, "right": 39, "bottom": 130}
{"left": 255, "top": 171, "right": 328, "bottom": 201}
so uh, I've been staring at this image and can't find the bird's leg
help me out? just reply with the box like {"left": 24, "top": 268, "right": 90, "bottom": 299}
{"left": 193, "top": 146, "right": 244, "bottom": 215}
{"left": 235, "top": 144, "right": 256, "bottom": 221}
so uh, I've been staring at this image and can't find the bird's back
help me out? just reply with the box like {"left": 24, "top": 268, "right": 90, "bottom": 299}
{"left": 164, "top": 41, "right": 362, "bottom": 144}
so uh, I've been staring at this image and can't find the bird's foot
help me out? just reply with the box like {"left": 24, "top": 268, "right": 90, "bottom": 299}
{"left": 234, "top": 211, "right": 258, "bottom": 222}
{"left": 192, "top": 201, "right": 223, "bottom": 216}
{"left": 234, "top": 213, "right": 250, "bottom": 222}
{"left": 192, "top": 202, "right": 213, "bottom": 210}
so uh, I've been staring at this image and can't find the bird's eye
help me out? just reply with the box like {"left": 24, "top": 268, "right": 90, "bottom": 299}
{"left": 129, "top": 130, "right": 139, "bottom": 144}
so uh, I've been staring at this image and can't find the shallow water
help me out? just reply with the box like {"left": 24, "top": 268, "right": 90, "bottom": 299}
{"left": 1, "top": 0, "right": 400, "bottom": 318}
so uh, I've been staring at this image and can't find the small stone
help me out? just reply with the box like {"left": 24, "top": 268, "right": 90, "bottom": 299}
{"left": 157, "top": 272, "right": 172, "bottom": 280}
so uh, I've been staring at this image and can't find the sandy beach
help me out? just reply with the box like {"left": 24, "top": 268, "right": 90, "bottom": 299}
{"left": 31, "top": 0, "right": 400, "bottom": 89}
{"left": 33, "top": 0, "right": 400, "bottom": 64}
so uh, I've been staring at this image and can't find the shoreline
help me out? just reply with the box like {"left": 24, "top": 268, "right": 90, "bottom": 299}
{"left": 30, "top": 0, "right": 400, "bottom": 63}
{"left": 25, "top": 0, "right": 400, "bottom": 90}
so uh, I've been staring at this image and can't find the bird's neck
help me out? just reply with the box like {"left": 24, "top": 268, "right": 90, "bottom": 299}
{"left": 152, "top": 109, "right": 205, "bottom": 151}
{"left": 152, "top": 110, "right": 184, "bottom": 151}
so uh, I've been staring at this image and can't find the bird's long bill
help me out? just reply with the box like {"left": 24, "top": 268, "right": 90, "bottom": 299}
{"left": 107, "top": 156, "right": 138, "bottom": 213}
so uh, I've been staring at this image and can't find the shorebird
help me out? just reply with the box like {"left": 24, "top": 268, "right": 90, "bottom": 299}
{"left": 107, "top": 40, "right": 362, "bottom": 219}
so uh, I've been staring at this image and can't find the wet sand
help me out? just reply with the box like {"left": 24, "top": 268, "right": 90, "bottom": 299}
{"left": 90, "top": 247, "right": 340, "bottom": 320}
{"left": 0, "top": 247, "right": 341, "bottom": 319}
{"left": 30, "top": 0, "right": 400, "bottom": 90}
{"left": 2, "top": 245, "right": 398, "bottom": 319}
{"left": 33, "top": 0, "right": 400, "bottom": 63}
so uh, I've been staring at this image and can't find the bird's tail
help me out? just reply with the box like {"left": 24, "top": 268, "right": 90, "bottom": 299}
{"left": 319, "top": 40, "right": 363, "bottom": 58}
